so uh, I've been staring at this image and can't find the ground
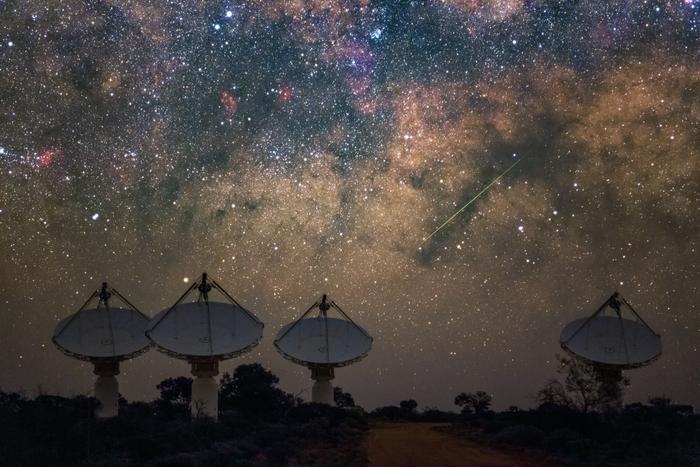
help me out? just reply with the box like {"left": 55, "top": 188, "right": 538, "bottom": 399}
{"left": 365, "top": 422, "right": 555, "bottom": 466}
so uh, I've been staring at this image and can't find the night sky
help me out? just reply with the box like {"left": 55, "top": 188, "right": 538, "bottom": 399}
{"left": 1, "top": 1, "right": 698, "bottom": 410}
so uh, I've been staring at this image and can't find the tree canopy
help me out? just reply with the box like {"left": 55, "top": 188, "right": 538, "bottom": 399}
{"left": 536, "top": 355, "right": 629, "bottom": 413}
{"left": 454, "top": 391, "right": 492, "bottom": 415}
{"left": 219, "top": 363, "right": 295, "bottom": 419}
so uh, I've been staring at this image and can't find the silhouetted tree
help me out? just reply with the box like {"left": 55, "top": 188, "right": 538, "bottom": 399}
{"left": 536, "top": 378, "right": 573, "bottom": 409}
{"left": 156, "top": 376, "right": 192, "bottom": 417}
{"left": 399, "top": 399, "right": 418, "bottom": 413}
{"left": 454, "top": 391, "right": 492, "bottom": 415}
{"left": 157, "top": 376, "right": 192, "bottom": 405}
{"left": 0, "top": 390, "right": 23, "bottom": 413}
{"left": 370, "top": 405, "right": 404, "bottom": 420}
{"left": 333, "top": 387, "right": 355, "bottom": 407}
{"left": 594, "top": 365, "right": 628, "bottom": 412}
{"left": 219, "top": 363, "right": 294, "bottom": 419}
{"left": 648, "top": 395, "right": 671, "bottom": 409}
{"left": 558, "top": 355, "right": 599, "bottom": 413}
{"left": 537, "top": 355, "right": 629, "bottom": 413}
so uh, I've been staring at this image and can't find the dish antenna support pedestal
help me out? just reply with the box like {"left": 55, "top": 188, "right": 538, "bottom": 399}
{"left": 310, "top": 366, "right": 334, "bottom": 404}
{"left": 93, "top": 359, "right": 120, "bottom": 418}
{"left": 595, "top": 365, "right": 625, "bottom": 411}
{"left": 190, "top": 360, "right": 219, "bottom": 418}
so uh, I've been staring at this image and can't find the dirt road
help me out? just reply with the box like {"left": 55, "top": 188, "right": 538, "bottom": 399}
{"left": 366, "top": 422, "right": 553, "bottom": 466}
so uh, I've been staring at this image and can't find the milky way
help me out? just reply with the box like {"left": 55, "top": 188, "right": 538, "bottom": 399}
{"left": 1, "top": 1, "right": 698, "bottom": 409}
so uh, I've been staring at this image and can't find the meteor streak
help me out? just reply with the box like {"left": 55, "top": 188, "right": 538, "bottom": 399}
{"left": 422, "top": 158, "right": 522, "bottom": 245}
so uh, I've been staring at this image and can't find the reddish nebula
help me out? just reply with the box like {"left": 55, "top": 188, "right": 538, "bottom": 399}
{"left": 277, "top": 85, "right": 294, "bottom": 104}
{"left": 220, "top": 90, "right": 238, "bottom": 114}
{"left": 38, "top": 147, "right": 60, "bottom": 167}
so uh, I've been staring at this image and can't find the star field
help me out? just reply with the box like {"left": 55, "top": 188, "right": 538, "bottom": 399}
{"left": 0, "top": 1, "right": 698, "bottom": 409}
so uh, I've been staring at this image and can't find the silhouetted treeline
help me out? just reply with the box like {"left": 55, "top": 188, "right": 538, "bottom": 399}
{"left": 2, "top": 361, "right": 698, "bottom": 466}
{"left": 369, "top": 398, "right": 460, "bottom": 423}
{"left": 0, "top": 364, "right": 366, "bottom": 466}
{"left": 447, "top": 397, "right": 700, "bottom": 466}
{"left": 444, "top": 357, "right": 700, "bottom": 466}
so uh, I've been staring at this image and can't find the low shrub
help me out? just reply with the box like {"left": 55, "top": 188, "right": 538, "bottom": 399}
{"left": 495, "top": 424, "right": 546, "bottom": 447}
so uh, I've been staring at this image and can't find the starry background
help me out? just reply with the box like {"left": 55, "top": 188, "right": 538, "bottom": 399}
{"left": 0, "top": 1, "right": 698, "bottom": 410}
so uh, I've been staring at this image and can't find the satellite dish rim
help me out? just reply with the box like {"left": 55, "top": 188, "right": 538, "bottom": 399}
{"left": 560, "top": 342, "right": 662, "bottom": 370}
{"left": 560, "top": 315, "right": 662, "bottom": 369}
{"left": 148, "top": 333, "right": 263, "bottom": 361}
{"left": 52, "top": 306, "right": 152, "bottom": 362}
{"left": 52, "top": 337, "right": 152, "bottom": 363}
{"left": 146, "top": 300, "right": 264, "bottom": 361}
{"left": 274, "top": 345, "right": 372, "bottom": 368}
{"left": 273, "top": 316, "right": 373, "bottom": 367}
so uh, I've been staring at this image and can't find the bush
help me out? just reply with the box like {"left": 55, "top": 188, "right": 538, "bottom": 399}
{"left": 370, "top": 405, "right": 404, "bottom": 420}
{"left": 481, "top": 419, "right": 509, "bottom": 434}
{"left": 0, "top": 365, "right": 370, "bottom": 466}
{"left": 544, "top": 428, "right": 583, "bottom": 451}
{"left": 563, "top": 438, "right": 595, "bottom": 458}
{"left": 495, "top": 425, "right": 546, "bottom": 447}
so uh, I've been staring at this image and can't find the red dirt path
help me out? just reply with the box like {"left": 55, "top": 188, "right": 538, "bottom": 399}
{"left": 366, "top": 422, "right": 557, "bottom": 466}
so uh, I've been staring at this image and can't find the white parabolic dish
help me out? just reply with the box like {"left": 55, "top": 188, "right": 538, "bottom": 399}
{"left": 275, "top": 317, "right": 372, "bottom": 366}
{"left": 53, "top": 307, "right": 151, "bottom": 361}
{"left": 147, "top": 301, "right": 263, "bottom": 359}
{"left": 560, "top": 316, "right": 661, "bottom": 368}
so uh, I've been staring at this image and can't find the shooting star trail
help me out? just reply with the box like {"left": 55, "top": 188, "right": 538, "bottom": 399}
{"left": 421, "top": 158, "right": 522, "bottom": 245}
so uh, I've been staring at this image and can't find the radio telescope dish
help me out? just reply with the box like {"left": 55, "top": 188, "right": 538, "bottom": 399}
{"left": 52, "top": 283, "right": 151, "bottom": 418}
{"left": 560, "top": 292, "right": 662, "bottom": 409}
{"left": 147, "top": 301, "right": 263, "bottom": 359}
{"left": 561, "top": 316, "right": 661, "bottom": 368}
{"left": 146, "top": 273, "right": 263, "bottom": 419}
{"left": 560, "top": 292, "right": 661, "bottom": 368}
{"left": 276, "top": 317, "right": 372, "bottom": 366}
{"left": 274, "top": 294, "right": 372, "bottom": 405}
